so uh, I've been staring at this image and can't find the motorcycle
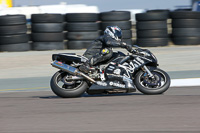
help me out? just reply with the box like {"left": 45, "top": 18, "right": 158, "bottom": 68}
{"left": 50, "top": 45, "right": 170, "bottom": 98}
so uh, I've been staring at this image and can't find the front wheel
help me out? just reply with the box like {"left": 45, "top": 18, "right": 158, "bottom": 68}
{"left": 134, "top": 68, "right": 170, "bottom": 95}
{"left": 50, "top": 71, "right": 88, "bottom": 98}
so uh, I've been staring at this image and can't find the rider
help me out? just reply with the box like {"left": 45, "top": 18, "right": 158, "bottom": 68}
{"left": 79, "top": 26, "right": 135, "bottom": 89}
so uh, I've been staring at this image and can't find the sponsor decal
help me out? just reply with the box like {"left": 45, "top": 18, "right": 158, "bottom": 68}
{"left": 136, "top": 57, "right": 145, "bottom": 64}
{"left": 97, "top": 81, "right": 107, "bottom": 86}
{"left": 55, "top": 61, "right": 63, "bottom": 66}
{"left": 109, "top": 65, "right": 115, "bottom": 69}
{"left": 109, "top": 81, "right": 125, "bottom": 88}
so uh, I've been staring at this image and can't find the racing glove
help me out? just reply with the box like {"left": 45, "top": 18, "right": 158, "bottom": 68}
{"left": 120, "top": 42, "right": 133, "bottom": 53}
{"left": 120, "top": 42, "right": 127, "bottom": 48}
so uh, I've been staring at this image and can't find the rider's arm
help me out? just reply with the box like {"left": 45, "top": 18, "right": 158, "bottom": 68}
{"left": 120, "top": 42, "right": 137, "bottom": 53}
{"left": 103, "top": 35, "right": 123, "bottom": 47}
{"left": 102, "top": 35, "right": 138, "bottom": 53}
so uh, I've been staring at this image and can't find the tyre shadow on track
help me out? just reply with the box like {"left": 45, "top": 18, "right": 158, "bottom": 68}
{"left": 37, "top": 92, "right": 143, "bottom": 99}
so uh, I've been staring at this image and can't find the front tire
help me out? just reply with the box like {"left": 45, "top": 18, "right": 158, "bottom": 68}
{"left": 50, "top": 71, "right": 88, "bottom": 98}
{"left": 134, "top": 68, "right": 170, "bottom": 95}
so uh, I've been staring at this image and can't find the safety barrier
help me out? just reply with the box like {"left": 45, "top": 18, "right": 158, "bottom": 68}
{"left": 0, "top": 11, "right": 200, "bottom": 52}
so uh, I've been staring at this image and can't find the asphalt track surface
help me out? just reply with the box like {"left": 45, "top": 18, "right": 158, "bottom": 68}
{"left": 1, "top": 86, "right": 200, "bottom": 133}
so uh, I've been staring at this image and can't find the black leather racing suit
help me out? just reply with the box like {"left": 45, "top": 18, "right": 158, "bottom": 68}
{"left": 83, "top": 34, "right": 124, "bottom": 66}
{"left": 82, "top": 35, "right": 135, "bottom": 89}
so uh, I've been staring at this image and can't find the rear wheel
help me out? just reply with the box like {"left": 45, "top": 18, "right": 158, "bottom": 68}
{"left": 134, "top": 68, "right": 170, "bottom": 95}
{"left": 50, "top": 71, "right": 88, "bottom": 98}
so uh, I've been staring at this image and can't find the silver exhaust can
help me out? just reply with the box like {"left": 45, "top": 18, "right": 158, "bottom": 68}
{"left": 51, "top": 60, "right": 96, "bottom": 83}
{"left": 51, "top": 60, "right": 78, "bottom": 75}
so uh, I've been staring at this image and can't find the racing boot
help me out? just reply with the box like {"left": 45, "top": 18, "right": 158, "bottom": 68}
{"left": 79, "top": 61, "right": 95, "bottom": 73}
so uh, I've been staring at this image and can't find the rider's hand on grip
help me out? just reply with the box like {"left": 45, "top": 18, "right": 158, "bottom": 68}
{"left": 131, "top": 49, "right": 138, "bottom": 54}
{"left": 125, "top": 44, "right": 133, "bottom": 53}
{"left": 120, "top": 42, "right": 127, "bottom": 48}
{"left": 120, "top": 42, "right": 134, "bottom": 53}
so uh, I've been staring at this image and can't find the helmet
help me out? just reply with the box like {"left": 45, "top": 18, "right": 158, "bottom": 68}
{"left": 104, "top": 26, "right": 122, "bottom": 41}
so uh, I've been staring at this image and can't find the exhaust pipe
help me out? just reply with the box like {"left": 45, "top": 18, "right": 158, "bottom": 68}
{"left": 51, "top": 60, "right": 96, "bottom": 83}
{"left": 66, "top": 76, "right": 85, "bottom": 81}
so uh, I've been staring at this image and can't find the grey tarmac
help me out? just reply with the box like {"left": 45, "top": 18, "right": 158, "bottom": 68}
{"left": 0, "top": 86, "right": 200, "bottom": 132}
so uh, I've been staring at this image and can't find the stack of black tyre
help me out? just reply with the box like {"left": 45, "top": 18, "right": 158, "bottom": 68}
{"left": 136, "top": 12, "right": 169, "bottom": 47}
{"left": 146, "top": 9, "right": 170, "bottom": 18}
{"left": 0, "top": 15, "right": 30, "bottom": 52}
{"left": 65, "top": 13, "right": 100, "bottom": 49}
{"left": 100, "top": 11, "right": 133, "bottom": 45}
{"left": 171, "top": 11, "right": 200, "bottom": 45}
{"left": 31, "top": 14, "right": 65, "bottom": 50}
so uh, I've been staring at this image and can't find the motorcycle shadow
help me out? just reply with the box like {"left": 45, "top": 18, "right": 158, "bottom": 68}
{"left": 83, "top": 92, "right": 143, "bottom": 97}
{"left": 38, "top": 92, "right": 143, "bottom": 99}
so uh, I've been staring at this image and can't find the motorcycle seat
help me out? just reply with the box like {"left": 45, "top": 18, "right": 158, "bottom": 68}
{"left": 52, "top": 53, "right": 88, "bottom": 63}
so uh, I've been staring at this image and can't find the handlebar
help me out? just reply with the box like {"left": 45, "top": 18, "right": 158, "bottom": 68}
{"left": 132, "top": 45, "right": 141, "bottom": 49}
{"left": 129, "top": 47, "right": 147, "bottom": 56}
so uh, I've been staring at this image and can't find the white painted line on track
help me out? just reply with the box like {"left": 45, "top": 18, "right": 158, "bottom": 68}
{"left": 171, "top": 78, "right": 200, "bottom": 87}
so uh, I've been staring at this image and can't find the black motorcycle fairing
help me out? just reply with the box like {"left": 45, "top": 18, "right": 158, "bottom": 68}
{"left": 52, "top": 53, "right": 88, "bottom": 64}
{"left": 104, "top": 52, "right": 158, "bottom": 81}
{"left": 134, "top": 48, "right": 158, "bottom": 66}
{"left": 95, "top": 51, "right": 126, "bottom": 65}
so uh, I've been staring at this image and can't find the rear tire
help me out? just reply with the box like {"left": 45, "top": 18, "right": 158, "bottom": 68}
{"left": 50, "top": 71, "right": 88, "bottom": 98}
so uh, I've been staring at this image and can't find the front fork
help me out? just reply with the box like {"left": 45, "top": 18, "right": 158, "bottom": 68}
{"left": 142, "top": 65, "right": 154, "bottom": 78}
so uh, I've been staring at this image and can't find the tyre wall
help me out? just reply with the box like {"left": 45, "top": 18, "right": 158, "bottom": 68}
{"left": 171, "top": 11, "right": 200, "bottom": 45}
{"left": 136, "top": 11, "right": 169, "bottom": 47}
{"left": 65, "top": 13, "right": 100, "bottom": 49}
{"left": 2, "top": 11, "right": 200, "bottom": 52}
{"left": 31, "top": 14, "right": 65, "bottom": 50}
{"left": 0, "top": 15, "right": 31, "bottom": 52}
